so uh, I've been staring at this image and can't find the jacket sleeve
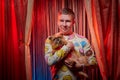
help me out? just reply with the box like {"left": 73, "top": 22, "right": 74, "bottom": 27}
{"left": 81, "top": 38, "right": 97, "bottom": 65}
{"left": 44, "top": 38, "right": 71, "bottom": 66}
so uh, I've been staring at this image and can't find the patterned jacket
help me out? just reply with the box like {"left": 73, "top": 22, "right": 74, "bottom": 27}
{"left": 45, "top": 33, "right": 97, "bottom": 80}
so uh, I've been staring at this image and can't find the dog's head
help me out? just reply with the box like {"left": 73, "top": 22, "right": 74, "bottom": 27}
{"left": 49, "top": 35, "right": 67, "bottom": 49}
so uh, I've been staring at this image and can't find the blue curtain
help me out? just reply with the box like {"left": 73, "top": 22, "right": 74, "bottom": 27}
{"left": 30, "top": 0, "right": 52, "bottom": 80}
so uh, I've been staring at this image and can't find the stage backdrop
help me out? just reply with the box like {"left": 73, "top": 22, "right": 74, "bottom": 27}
{"left": 0, "top": 0, "right": 120, "bottom": 80}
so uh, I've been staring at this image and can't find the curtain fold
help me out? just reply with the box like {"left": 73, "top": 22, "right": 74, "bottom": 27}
{"left": 85, "top": 0, "right": 120, "bottom": 79}
{"left": 0, "top": 0, "right": 27, "bottom": 80}
{"left": 30, "top": 0, "right": 53, "bottom": 80}
{"left": 84, "top": 0, "right": 108, "bottom": 79}
{"left": 25, "top": 0, "right": 34, "bottom": 80}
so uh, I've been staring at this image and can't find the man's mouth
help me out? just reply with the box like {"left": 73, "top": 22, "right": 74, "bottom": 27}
{"left": 63, "top": 26, "right": 69, "bottom": 30}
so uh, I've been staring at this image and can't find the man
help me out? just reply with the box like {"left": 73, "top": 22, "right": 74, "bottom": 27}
{"left": 45, "top": 8, "right": 97, "bottom": 80}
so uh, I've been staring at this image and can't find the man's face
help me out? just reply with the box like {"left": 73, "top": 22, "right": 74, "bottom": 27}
{"left": 57, "top": 14, "right": 75, "bottom": 35}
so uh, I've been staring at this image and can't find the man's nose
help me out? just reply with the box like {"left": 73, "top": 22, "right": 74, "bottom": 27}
{"left": 63, "top": 21, "right": 66, "bottom": 26}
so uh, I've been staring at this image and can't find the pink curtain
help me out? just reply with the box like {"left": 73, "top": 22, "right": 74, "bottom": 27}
{"left": 85, "top": 0, "right": 120, "bottom": 79}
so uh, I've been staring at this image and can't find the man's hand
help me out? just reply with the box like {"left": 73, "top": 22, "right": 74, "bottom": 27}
{"left": 66, "top": 41, "right": 74, "bottom": 50}
{"left": 74, "top": 56, "right": 88, "bottom": 68}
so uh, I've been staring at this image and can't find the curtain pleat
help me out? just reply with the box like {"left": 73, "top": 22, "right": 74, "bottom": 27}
{"left": 0, "top": 0, "right": 27, "bottom": 80}
{"left": 25, "top": 0, "right": 34, "bottom": 80}
{"left": 85, "top": 0, "right": 120, "bottom": 80}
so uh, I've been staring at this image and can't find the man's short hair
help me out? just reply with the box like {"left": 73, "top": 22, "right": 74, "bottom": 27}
{"left": 58, "top": 8, "right": 75, "bottom": 19}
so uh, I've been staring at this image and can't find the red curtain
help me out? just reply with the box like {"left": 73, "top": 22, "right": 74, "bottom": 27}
{"left": 0, "top": 0, "right": 27, "bottom": 80}
{"left": 90, "top": 0, "right": 120, "bottom": 79}
{"left": 85, "top": 0, "right": 120, "bottom": 79}
{"left": 0, "top": 0, "right": 120, "bottom": 80}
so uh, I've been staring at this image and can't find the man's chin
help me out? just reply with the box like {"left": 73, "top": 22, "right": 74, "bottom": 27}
{"left": 60, "top": 31, "right": 68, "bottom": 35}
{"left": 61, "top": 32, "right": 73, "bottom": 35}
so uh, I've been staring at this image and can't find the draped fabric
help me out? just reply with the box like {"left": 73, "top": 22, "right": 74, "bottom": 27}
{"left": 85, "top": 0, "right": 120, "bottom": 79}
{"left": 30, "top": 0, "right": 52, "bottom": 80}
{"left": 0, "top": 0, "right": 120, "bottom": 80}
{"left": 0, "top": 0, "right": 27, "bottom": 80}
{"left": 25, "top": 0, "right": 34, "bottom": 80}
{"left": 84, "top": 0, "right": 108, "bottom": 79}
{"left": 31, "top": 0, "right": 100, "bottom": 80}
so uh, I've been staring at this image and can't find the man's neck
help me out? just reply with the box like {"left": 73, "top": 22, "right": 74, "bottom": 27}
{"left": 60, "top": 31, "right": 73, "bottom": 36}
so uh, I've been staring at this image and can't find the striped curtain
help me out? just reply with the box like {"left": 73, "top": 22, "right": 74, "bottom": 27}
{"left": 31, "top": 0, "right": 100, "bottom": 80}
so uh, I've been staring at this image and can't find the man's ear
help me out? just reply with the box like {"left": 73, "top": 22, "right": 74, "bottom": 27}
{"left": 73, "top": 20, "right": 75, "bottom": 24}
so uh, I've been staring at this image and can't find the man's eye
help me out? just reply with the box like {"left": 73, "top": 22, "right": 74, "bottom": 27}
{"left": 60, "top": 20, "right": 71, "bottom": 22}
{"left": 66, "top": 20, "right": 71, "bottom": 22}
{"left": 60, "top": 20, "right": 64, "bottom": 22}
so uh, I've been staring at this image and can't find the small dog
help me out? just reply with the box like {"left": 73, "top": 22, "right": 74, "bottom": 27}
{"left": 49, "top": 35, "right": 88, "bottom": 78}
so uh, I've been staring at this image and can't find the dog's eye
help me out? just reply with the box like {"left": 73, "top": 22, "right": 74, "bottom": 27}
{"left": 53, "top": 38, "right": 57, "bottom": 41}
{"left": 58, "top": 38, "right": 60, "bottom": 41}
{"left": 53, "top": 38, "right": 58, "bottom": 43}
{"left": 59, "top": 40, "right": 62, "bottom": 44}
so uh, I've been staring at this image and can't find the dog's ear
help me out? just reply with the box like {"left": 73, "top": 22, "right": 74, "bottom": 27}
{"left": 49, "top": 36, "right": 53, "bottom": 41}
